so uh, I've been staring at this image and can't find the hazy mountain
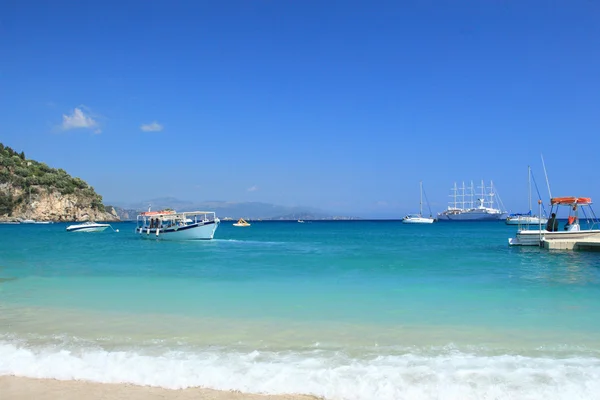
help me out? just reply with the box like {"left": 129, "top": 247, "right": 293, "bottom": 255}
{"left": 107, "top": 198, "right": 356, "bottom": 220}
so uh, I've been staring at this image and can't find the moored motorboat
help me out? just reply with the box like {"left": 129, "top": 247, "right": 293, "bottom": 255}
{"left": 508, "top": 197, "right": 600, "bottom": 246}
{"left": 136, "top": 210, "right": 219, "bottom": 240}
{"left": 66, "top": 221, "right": 111, "bottom": 232}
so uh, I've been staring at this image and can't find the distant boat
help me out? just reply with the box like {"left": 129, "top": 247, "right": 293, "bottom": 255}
{"left": 20, "top": 219, "right": 51, "bottom": 224}
{"left": 506, "top": 166, "right": 548, "bottom": 226}
{"left": 437, "top": 180, "right": 507, "bottom": 221}
{"left": 403, "top": 181, "right": 435, "bottom": 224}
{"left": 298, "top": 219, "right": 305, "bottom": 223}
{"left": 233, "top": 218, "right": 251, "bottom": 227}
{"left": 66, "top": 221, "right": 111, "bottom": 232}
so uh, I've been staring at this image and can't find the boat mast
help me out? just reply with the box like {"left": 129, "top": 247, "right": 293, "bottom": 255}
{"left": 451, "top": 182, "right": 457, "bottom": 209}
{"left": 528, "top": 166, "right": 532, "bottom": 214}
{"left": 419, "top": 181, "right": 423, "bottom": 217}
{"left": 479, "top": 179, "right": 485, "bottom": 208}
{"left": 541, "top": 154, "right": 552, "bottom": 199}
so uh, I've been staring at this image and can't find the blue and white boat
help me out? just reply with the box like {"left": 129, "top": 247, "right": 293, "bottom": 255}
{"left": 66, "top": 221, "right": 111, "bottom": 232}
{"left": 136, "top": 209, "right": 219, "bottom": 240}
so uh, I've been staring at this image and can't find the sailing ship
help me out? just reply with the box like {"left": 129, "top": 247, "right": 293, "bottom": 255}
{"left": 437, "top": 180, "right": 507, "bottom": 221}
{"left": 403, "top": 181, "right": 435, "bottom": 224}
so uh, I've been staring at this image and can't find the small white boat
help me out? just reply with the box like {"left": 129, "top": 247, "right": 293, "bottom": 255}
{"left": 403, "top": 181, "right": 435, "bottom": 224}
{"left": 66, "top": 221, "right": 111, "bottom": 232}
{"left": 233, "top": 218, "right": 251, "bottom": 227}
{"left": 20, "top": 219, "right": 36, "bottom": 224}
{"left": 137, "top": 210, "right": 219, "bottom": 240}
{"left": 403, "top": 214, "right": 435, "bottom": 224}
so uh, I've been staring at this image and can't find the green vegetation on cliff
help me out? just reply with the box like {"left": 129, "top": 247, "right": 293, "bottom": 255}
{"left": 0, "top": 142, "right": 105, "bottom": 216}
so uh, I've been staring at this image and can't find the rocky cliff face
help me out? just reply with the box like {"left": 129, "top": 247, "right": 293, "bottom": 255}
{"left": 0, "top": 143, "right": 120, "bottom": 222}
{"left": 0, "top": 183, "right": 119, "bottom": 222}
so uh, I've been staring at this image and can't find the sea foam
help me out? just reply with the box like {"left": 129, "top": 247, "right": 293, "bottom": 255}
{"left": 1, "top": 340, "right": 599, "bottom": 400}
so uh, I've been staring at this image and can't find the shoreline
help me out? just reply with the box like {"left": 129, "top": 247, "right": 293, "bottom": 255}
{"left": 0, "top": 376, "right": 320, "bottom": 400}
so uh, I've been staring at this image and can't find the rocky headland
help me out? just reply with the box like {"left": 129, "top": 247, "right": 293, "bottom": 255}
{"left": 0, "top": 143, "right": 119, "bottom": 222}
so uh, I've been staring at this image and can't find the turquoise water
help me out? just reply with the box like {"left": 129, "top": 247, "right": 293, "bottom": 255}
{"left": 1, "top": 221, "right": 600, "bottom": 399}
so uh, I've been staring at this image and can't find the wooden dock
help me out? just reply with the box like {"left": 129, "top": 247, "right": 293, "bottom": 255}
{"left": 542, "top": 237, "right": 600, "bottom": 251}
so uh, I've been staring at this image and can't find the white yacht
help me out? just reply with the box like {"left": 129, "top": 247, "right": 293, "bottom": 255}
{"left": 403, "top": 181, "right": 435, "bottom": 224}
{"left": 66, "top": 221, "right": 111, "bottom": 232}
{"left": 136, "top": 209, "right": 219, "bottom": 240}
{"left": 437, "top": 180, "right": 507, "bottom": 221}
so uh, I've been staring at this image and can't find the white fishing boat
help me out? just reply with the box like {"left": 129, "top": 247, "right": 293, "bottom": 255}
{"left": 437, "top": 180, "right": 507, "bottom": 221}
{"left": 508, "top": 197, "right": 600, "bottom": 246}
{"left": 233, "top": 218, "right": 251, "bottom": 227}
{"left": 403, "top": 181, "right": 435, "bottom": 224}
{"left": 66, "top": 221, "right": 111, "bottom": 232}
{"left": 136, "top": 209, "right": 219, "bottom": 240}
{"left": 506, "top": 166, "right": 548, "bottom": 226}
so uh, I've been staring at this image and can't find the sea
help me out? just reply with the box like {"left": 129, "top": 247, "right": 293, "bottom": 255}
{"left": 1, "top": 220, "right": 599, "bottom": 399}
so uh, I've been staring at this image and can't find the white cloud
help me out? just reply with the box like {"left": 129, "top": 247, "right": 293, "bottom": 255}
{"left": 140, "top": 121, "right": 164, "bottom": 132}
{"left": 62, "top": 108, "right": 99, "bottom": 132}
{"left": 247, "top": 186, "right": 259, "bottom": 192}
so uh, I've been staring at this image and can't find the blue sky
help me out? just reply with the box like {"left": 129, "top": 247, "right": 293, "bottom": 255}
{"left": 1, "top": 1, "right": 599, "bottom": 218}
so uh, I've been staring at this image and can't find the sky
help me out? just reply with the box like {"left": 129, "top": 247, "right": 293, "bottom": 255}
{"left": 1, "top": 1, "right": 599, "bottom": 218}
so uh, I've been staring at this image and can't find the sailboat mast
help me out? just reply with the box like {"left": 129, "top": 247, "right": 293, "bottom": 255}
{"left": 528, "top": 166, "right": 532, "bottom": 213}
{"left": 419, "top": 181, "right": 423, "bottom": 216}
{"left": 541, "top": 154, "right": 552, "bottom": 199}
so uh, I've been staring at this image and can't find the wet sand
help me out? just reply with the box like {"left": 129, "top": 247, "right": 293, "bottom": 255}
{"left": 0, "top": 376, "right": 320, "bottom": 400}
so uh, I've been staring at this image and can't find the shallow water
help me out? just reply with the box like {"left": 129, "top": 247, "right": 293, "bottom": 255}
{"left": 1, "top": 221, "right": 600, "bottom": 399}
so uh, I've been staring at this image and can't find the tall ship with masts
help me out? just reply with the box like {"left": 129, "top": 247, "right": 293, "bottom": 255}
{"left": 437, "top": 180, "right": 507, "bottom": 221}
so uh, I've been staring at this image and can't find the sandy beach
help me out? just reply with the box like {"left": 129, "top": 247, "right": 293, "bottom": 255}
{"left": 0, "top": 376, "right": 320, "bottom": 400}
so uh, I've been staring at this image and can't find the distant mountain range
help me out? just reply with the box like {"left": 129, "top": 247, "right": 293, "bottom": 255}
{"left": 107, "top": 197, "right": 359, "bottom": 221}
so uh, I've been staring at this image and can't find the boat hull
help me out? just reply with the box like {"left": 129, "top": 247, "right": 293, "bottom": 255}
{"left": 508, "top": 229, "right": 600, "bottom": 246}
{"left": 402, "top": 217, "right": 435, "bottom": 224}
{"left": 137, "top": 221, "right": 219, "bottom": 240}
{"left": 437, "top": 210, "right": 506, "bottom": 221}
